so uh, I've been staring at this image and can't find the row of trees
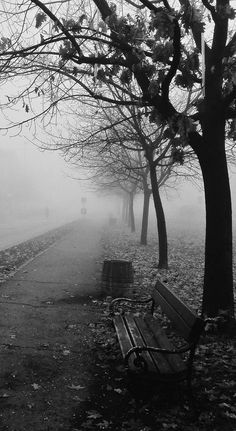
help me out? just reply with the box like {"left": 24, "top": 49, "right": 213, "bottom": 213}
{"left": 0, "top": 0, "right": 235, "bottom": 318}
{"left": 60, "top": 100, "right": 183, "bottom": 268}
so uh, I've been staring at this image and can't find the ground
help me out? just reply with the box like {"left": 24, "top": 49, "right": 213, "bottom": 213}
{"left": 0, "top": 220, "right": 235, "bottom": 431}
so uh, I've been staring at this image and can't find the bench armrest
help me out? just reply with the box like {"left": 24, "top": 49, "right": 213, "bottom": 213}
{"left": 109, "top": 297, "right": 155, "bottom": 316}
{"left": 125, "top": 343, "right": 192, "bottom": 366}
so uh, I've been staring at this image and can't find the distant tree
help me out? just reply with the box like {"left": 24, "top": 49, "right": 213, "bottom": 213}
{"left": 103, "top": 106, "right": 173, "bottom": 267}
{"left": 60, "top": 100, "right": 175, "bottom": 266}
{"left": 0, "top": 0, "right": 235, "bottom": 317}
{"left": 78, "top": 140, "right": 140, "bottom": 232}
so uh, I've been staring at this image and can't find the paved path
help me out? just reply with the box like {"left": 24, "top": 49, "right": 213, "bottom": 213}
{"left": 0, "top": 218, "right": 106, "bottom": 431}
{"left": 0, "top": 216, "right": 78, "bottom": 251}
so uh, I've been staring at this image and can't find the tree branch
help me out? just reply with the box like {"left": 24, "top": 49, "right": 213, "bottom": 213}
{"left": 225, "top": 31, "right": 236, "bottom": 57}
{"left": 92, "top": 0, "right": 113, "bottom": 21}
{"left": 202, "top": 0, "right": 217, "bottom": 22}
{"left": 225, "top": 107, "right": 236, "bottom": 119}
{"left": 161, "top": 19, "right": 181, "bottom": 102}
{"left": 30, "top": 0, "right": 82, "bottom": 54}
{"left": 211, "top": 0, "right": 229, "bottom": 63}
{"left": 188, "top": 130, "right": 203, "bottom": 155}
{"left": 137, "top": 0, "right": 162, "bottom": 13}
{"left": 223, "top": 85, "right": 236, "bottom": 109}
{"left": 179, "top": 0, "right": 211, "bottom": 55}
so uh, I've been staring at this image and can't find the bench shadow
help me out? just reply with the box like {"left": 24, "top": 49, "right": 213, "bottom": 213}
{"left": 69, "top": 345, "right": 200, "bottom": 431}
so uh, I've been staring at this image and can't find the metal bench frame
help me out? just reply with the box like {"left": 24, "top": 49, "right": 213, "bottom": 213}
{"left": 109, "top": 279, "right": 206, "bottom": 389}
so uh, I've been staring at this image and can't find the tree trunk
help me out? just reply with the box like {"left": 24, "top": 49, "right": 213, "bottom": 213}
{"left": 140, "top": 188, "right": 151, "bottom": 245}
{"left": 122, "top": 195, "right": 129, "bottom": 224}
{"left": 128, "top": 191, "right": 135, "bottom": 233}
{"left": 196, "top": 120, "right": 234, "bottom": 318}
{"left": 149, "top": 164, "right": 168, "bottom": 269}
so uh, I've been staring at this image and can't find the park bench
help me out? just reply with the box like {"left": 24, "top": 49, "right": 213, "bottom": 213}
{"left": 109, "top": 278, "right": 206, "bottom": 389}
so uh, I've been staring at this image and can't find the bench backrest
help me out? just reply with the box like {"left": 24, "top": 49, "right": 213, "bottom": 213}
{"left": 152, "top": 279, "right": 205, "bottom": 344}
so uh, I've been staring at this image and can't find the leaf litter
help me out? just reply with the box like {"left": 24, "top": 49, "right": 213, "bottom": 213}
{"left": 71, "top": 226, "right": 236, "bottom": 431}
{"left": 0, "top": 223, "right": 235, "bottom": 431}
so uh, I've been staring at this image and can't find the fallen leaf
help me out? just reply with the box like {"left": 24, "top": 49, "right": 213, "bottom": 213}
{"left": 67, "top": 384, "right": 85, "bottom": 390}
{"left": 114, "top": 388, "right": 122, "bottom": 394}
{"left": 224, "top": 412, "right": 236, "bottom": 419}
{"left": 0, "top": 393, "right": 11, "bottom": 398}
{"left": 97, "top": 420, "right": 110, "bottom": 429}
{"left": 87, "top": 410, "right": 102, "bottom": 420}
{"left": 32, "top": 383, "right": 40, "bottom": 390}
{"left": 72, "top": 396, "right": 83, "bottom": 401}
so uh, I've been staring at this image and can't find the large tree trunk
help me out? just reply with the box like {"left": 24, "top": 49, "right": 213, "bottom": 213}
{"left": 196, "top": 119, "right": 234, "bottom": 318}
{"left": 149, "top": 164, "right": 168, "bottom": 269}
{"left": 140, "top": 188, "right": 151, "bottom": 245}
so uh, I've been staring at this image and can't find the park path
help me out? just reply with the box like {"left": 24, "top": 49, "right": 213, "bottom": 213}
{"left": 0, "top": 218, "right": 107, "bottom": 431}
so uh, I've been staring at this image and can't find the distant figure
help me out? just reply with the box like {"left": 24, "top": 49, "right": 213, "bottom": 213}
{"left": 81, "top": 207, "right": 87, "bottom": 215}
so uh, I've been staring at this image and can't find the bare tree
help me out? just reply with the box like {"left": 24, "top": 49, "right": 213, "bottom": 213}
{"left": 60, "top": 99, "right": 177, "bottom": 267}
{"left": 0, "top": 0, "right": 235, "bottom": 317}
{"left": 75, "top": 137, "right": 140, "bottom": 231}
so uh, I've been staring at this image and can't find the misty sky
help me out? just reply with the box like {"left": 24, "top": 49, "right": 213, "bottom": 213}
{"left": 1, "top": 131, "right": 236, "bottom": 235}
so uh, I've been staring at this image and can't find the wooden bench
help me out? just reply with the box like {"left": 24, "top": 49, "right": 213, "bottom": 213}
{"left": 109, "top": 279, "right": 206, "bottom": 389}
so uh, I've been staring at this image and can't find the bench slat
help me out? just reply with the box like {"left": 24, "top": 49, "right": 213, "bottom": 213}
{"left": 153, "top": 280, "right": 196, "bottom": 325}
{"left": 134, "top": 316, "right": 175, "bottom": 375}
{"left": 114, "top": 314, "right": 154, "bottom": 372}
{"left": 113, "top": 314, "right": 134, "bottom": 358}
{"left": 152, "top": 281, "right": 197, "bottom": 340}
{"left": 144, "top": 316, "right": 187, "bottom": 374}
{"left": 124, "top": 314, "right": 157, "bottom": 373}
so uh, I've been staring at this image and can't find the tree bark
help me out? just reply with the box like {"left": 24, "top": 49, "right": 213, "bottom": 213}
{"left": 140, "top": 188, "right": 151, "bottom": 245}
{"left": 122, "top": 195, "right": 129, "bottom": 224}
{"left": 194, "top": 118, "right": 234, "bottom": 318}
{"left": 128, "top": 191, "right": 136, "bottom": 233}
{"left": 149, "top": 164, "right": 168, "bottom": 269}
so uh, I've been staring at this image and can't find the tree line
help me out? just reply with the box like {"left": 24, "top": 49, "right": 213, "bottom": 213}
{"left": 0, "top": 0, "right": 235, "bottom": 320}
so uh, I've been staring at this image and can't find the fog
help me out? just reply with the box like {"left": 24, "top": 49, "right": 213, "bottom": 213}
{"left": 1, "top": 134, "right": 236, "bottom": 250}
{"left": 0, "top": 136, "right": 115, "bottom": 249}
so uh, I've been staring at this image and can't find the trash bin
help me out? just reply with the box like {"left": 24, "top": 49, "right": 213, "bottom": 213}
{"left": 101, "top": 260, "right": 134, "bottom": 296}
